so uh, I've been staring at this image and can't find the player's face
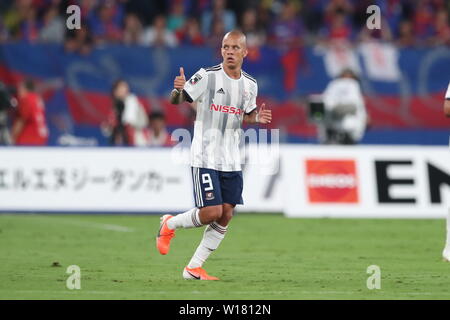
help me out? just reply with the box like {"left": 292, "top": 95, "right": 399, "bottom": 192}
{"left": 221, "top": 35, "right": 247, "bottom": 70}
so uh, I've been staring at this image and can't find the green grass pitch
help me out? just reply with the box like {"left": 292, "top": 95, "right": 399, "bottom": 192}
{"left": 0, "top": 213, "right": 449, "bottom": 300}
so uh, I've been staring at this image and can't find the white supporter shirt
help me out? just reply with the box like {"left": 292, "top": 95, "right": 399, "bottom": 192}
{"left": 122, "top": 94, "right": 149, "bottom": 146}
{"left": 139, "top": 28, "right": 178, "bottom": 47}
{"left": 183, "top": 64, "right": 258, "bottom": 171}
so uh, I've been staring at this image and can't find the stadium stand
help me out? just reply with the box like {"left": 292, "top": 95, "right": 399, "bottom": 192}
{"left": 0, "top": 0, "right": 449, "bottom": 146}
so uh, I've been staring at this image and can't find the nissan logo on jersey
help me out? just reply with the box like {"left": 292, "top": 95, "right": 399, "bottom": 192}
{"left": 210, "top": 103, "right": 243, "bottom": 115}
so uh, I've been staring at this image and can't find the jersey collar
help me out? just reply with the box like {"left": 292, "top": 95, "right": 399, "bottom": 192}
{"left": 220, "top": 63, "right": 242, "bottom": 81}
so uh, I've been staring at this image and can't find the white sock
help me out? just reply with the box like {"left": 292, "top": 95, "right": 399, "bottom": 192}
{"left": 166, "top": 208, "right": 202, "bottom": 230}
{"left": 187, "top": 222, "right": 228, "bottom": 269}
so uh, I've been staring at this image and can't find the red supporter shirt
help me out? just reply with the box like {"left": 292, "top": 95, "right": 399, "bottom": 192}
{"left": 15, "top": 93, "right": 48, "bottom": 145}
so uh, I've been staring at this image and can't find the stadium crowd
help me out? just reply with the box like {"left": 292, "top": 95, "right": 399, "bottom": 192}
{"left": 0, "top": 0, "right": 449, "bottom": 52}
{"left": 0, "top": 0, "right": 449, "bottom": 147}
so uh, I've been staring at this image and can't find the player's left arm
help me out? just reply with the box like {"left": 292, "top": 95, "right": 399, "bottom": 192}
{"left": 242, "top": 82, "right": 271, "bottom": 124}
{"left": 243, "top": 103, "right": 272, "bottom": 124}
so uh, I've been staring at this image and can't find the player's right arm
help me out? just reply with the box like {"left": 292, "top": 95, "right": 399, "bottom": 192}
{"left": 170, "top": 67, "right": 208, "bottom": 105}
{"left": 170, "top": 67, "right": 187, "bottom": 105}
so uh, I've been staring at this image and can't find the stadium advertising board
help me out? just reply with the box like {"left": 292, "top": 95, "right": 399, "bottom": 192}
{"left": 0, "top": 145, "right": 448, "bottom": 217}
{"left": 283, "top": 145, "right": 450, "bottom": 218}
{"left": 0, "top": 147, "right": 194, "bottom": 212}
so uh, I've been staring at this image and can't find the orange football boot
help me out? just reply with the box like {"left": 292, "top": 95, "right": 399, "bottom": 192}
{"left": 156, "top": 214, "right": 175, "bottom": 255}
{"left": 183, "top": 267, "right": 220, "bottom": 280}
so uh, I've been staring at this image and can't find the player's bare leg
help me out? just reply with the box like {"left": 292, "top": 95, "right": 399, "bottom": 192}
{"left": 216, "top": 203, "right": 235, "bottom": 227}
{"left": 198, "top": 205, "right": 223, "bottom": 225}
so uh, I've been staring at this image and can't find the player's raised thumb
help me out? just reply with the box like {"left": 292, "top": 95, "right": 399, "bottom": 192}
{"left": 260, "top": 103, "right": 266, "bottom": 111}
{"left": 180, "top": 67, "right": 185, "bottom": 79}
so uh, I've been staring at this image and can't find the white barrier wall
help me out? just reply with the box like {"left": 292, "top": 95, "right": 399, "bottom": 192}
{"left": 0, "top": 145, "right": 448, "bottom": 217}
{"left": 0, "top": 147, "right": 194, "bottom": 212}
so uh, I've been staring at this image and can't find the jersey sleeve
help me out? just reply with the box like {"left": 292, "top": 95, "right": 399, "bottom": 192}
{"left": 446, "top": 82, "right": 450, "bottom": 100}
{"left": 244, "top": 81, "right": 258, "bottom": 114}
{"left": 183, "top": 68, "right": 208, "bottom": 103}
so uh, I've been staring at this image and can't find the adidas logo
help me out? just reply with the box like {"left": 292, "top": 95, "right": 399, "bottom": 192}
{"left": 216, "top": 88, "right": 225, "bottom": 94}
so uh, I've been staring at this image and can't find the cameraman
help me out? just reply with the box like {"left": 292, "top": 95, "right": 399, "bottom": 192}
{"left": 318, "top": 69, "right": 368, "bottom": 145}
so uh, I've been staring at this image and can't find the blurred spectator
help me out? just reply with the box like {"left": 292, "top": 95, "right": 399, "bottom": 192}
{"left": 206, "top": 17, "right": 226, "bottom": 51}
{"left": 140, "top": 14, "right": 178, "bottom": 47}
{"left": 122, "top": 12, "right": 143, "bottom": 45}
{"left": 254, "top": 0, "right": 272, "bottom": 33}
{"left": 302, "top": 0, "right": 327, "bottom": 36}
{"left": 176, "top": 17, "right": 205, "bottom": 46}
{"left": 79, "top": 0, "right": 98, "bottom": 23}
{"left": 268, "top": 1, "right": 304, "bottom": 51}
{"left": 11, "top": 79, "right": 49, "bottom": 146}
{"left": 396, "top": 20, "right": 416, "bottom": 47}
{"left": 39, "top": 4, "right": 65, "bottom": 43}
{"left": 318, "top": 69, "right": 368, "bottom": 145}
{"left": 349, "top": 0, "right": 371, "bottom": 30}
{"left": 89, "top": 0, "right": 123, "bottom": 44}
{"left": 268, "top": 1, "right": 305, "bottom": 93}
{"left": 0, "top": 0, "right": 449, "bottom": 49}
{"left": 107, "top": 79, "right": 129, "bottom": 146}
{"left": 358, "top": 16, "right": 393, "bottom": 43}
{"left": 125, "top": 0, "right": 166, "bottom": 26}
{"left": 321, "top": 10, "right": 354, "bottom": 43}
{"left": 428, "top": 9, "right": 450, "bottom": 46}
{"left": 109, "top": 79, "right": 149, "bottom": 147}
{"left": 380, "top": 0, "right": 403, "bottom": 39}
{"left": 19, "top": 5, "right": 40, "bottom": 42}
{"left": 64, "top": 23, "right": 93, "bottom": 55}
{"left": 240, "top": 8, "right": 266, "bottom": 60}
{"left": 146, "top": 111, "right": 173, "bottom": 147}
{"left": 2, "top": 0, "right": 30, "bottom": 40}
{"left": 0, "top": 20, "right": 10, "bottom": 43}
{"left": 167, "top": 0, "right": 186, "bottom": 33}
{"left": 412, "top": 0, "right": 435, "bottom": 43}
{"left": 324, "top": 0, "right": 353, "bottom": 22}
{"left": 0, "top": 81, "right": 16, "bottom": 145}
{"left": 201, "top": 0, "right": 236, "bottom": 36}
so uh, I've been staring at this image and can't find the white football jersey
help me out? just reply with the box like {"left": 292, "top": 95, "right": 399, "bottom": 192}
{"left": 183, "top": 63, "right": 258, "bottom": 171}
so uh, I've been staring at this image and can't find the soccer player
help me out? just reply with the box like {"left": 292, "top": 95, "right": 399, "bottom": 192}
{"left": 443, "top": 81, "right": 450, "bottom": 262}
{"left": 156, "top": 30, "right": 272, "bottom": 280}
